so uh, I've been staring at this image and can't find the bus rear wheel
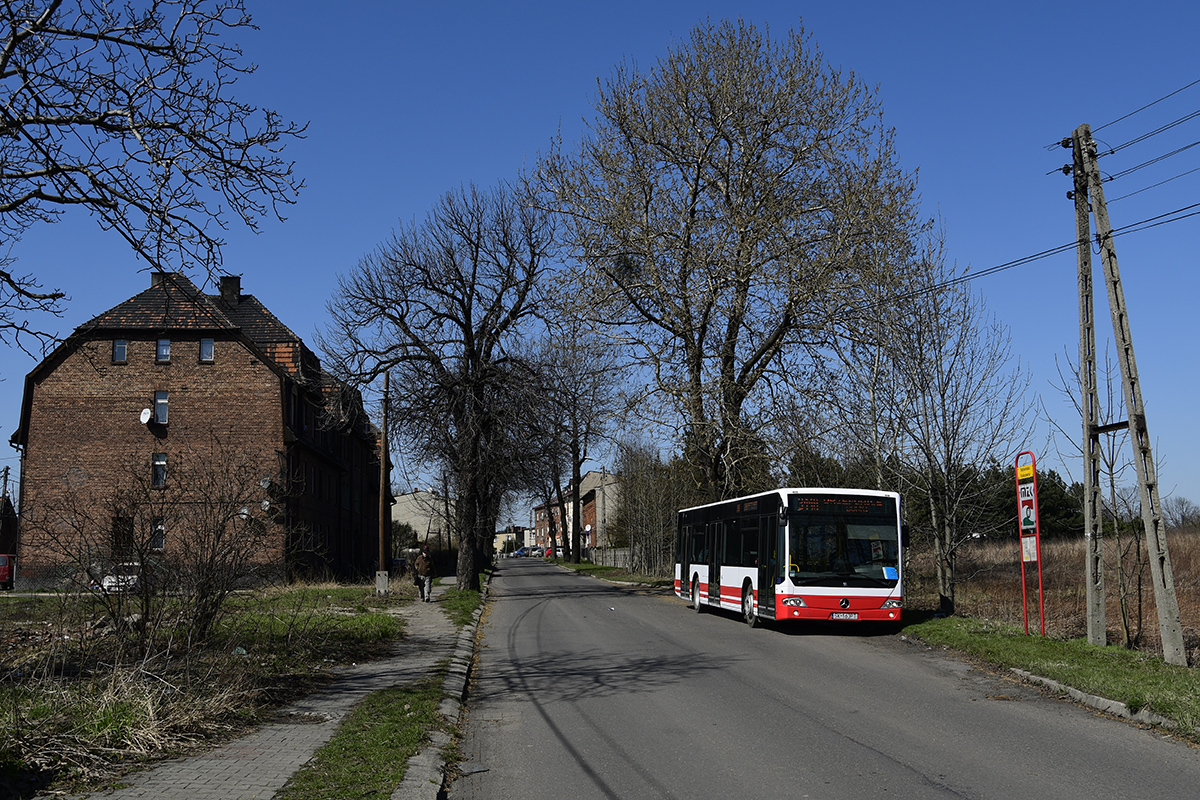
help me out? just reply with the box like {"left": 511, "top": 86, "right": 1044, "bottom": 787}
{"left": 742, "top": 587, "right": 758, "bottom": 628}
{"left": 692, "top": 579, "right": 703, "bottom": 613}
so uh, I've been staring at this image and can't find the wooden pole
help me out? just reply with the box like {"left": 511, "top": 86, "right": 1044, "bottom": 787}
{"left": 1072, "top": 126, "right": 1106, "bottom": 646}
{"left": 1075, "top": 124, "right": 1187, "bottom": 665}
{"left": 377, "top": 372, "right": 390, "bottom": 594}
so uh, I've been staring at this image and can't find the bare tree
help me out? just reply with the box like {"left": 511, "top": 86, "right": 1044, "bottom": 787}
{"left": 321, "top": 181, "right": 555, "bottom": 590}
{"left": 540, "top": 19, "right": 921, "bottom": 501}
{"left": 892, "top": 254, "right": 1034, "bottom": 615}
{"left": 816, "top": 252, "right": 924, "bottom": 491}
{"left": 21, "top": 438, "right": 288, "bottom": 653}
{"left": 0, "top": 0, "right": 304, "bottom": 351}
{"left": 530, "top": 307, "right": 622, "bottom": 563}
{"left": 1161, "top": 495, "right": 1200, "bottom": 530}
{"left": 609, "top": 437, "right": 697, "bottom": 576}
{"left": 522, "top": 397, "right": 573, "bottom": 560}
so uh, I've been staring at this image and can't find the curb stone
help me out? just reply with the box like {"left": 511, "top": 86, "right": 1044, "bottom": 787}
{"left": 390, "top": 578, "right": 488, "bottom": 800}
{"left": 897, "top": 633, "right": 1195, "bottom": 739}
{"left": 1011, "top": 668, "right": 1186, "bottom": 731}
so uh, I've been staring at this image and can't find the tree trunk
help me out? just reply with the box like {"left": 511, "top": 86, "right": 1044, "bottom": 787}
{"left": 929, "top": 493, "right": 955, "bottom": 615}
{"left": 456, "top": 478, "right": 480, "bottom": 591}
{"left": 571, "top": 438, "right": 583, "bottom": 563}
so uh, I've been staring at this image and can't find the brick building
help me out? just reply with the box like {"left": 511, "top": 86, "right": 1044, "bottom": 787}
{"left": 9, "top": 272, "right": 382, "bottom": 588}
{"left": 532, "top": 470, "right": 620, "bottom": 553}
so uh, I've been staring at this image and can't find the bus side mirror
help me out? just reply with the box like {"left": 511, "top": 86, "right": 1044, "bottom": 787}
{"left": 901, "top": 524, "right": 911, "bottom": 548}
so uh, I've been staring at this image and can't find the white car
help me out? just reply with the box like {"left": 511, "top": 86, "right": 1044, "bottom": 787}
{"left": 99, "top": 563, "right": 142, "bottom": 592}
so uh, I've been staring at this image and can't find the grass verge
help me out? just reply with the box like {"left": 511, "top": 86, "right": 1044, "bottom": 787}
{"left": 907, "top": 615, "right": 1200, "bottom": 737}
{"left": 550, "top": 559, "right": 674, "bottom": 588}
{"left": 438, "top": 586, "right": 483, "bottom": 628}
{"left": 274, "top": 666, "right": 449, "bottom": 800}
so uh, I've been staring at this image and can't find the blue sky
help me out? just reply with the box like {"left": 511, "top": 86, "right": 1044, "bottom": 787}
{"left": 5, "top": 0, "right": 1200, "bottom": 511}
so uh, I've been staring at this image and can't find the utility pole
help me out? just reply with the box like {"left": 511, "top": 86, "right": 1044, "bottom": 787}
{"left": 1070, "top": 124, "right": 1187, "bottom": 665}
{"left": 376, "top": 371, "right": 390, "bottom": 596}
{"left": 1072, "top": 128, "right": 1105, "bottom": 646}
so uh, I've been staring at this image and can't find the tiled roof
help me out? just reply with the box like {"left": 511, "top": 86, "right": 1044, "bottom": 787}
{"left": 13, "top": 272, "right": 342, "bottom": 447}
{"left": 77, "top": 271, "right": 317, "bottom": 383}
{"left": 215, "top": 293, "right": 304, "bottom": 345}
{"left": 81, "top": 272, "right": 234, "bottom": 331}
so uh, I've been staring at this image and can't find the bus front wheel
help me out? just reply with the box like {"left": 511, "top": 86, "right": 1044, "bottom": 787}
{"left": 742, "top": 587, "right": 758, "bottom": 628}
{"left": 692, "top": 579, "right": 703, "bottom": 613}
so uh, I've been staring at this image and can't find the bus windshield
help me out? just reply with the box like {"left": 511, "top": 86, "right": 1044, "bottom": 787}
{"left": 787, "top": 494, "right": 899, "bottom": 587}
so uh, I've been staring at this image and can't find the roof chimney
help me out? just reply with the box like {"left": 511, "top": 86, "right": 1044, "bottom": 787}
{"left": 150, "top": 271, "right": 169, "bottom": 287}
{"left": 220, "top": 275, "right": 242, "bottom": 305}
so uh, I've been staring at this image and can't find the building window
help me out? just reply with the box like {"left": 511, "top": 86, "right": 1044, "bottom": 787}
{"left": 150, "top": 518, "right": 165, "bottom": 551}
{"left": 154, "top": 391, "right": 169, "bottom": 425}
{"left": 112, "top": 516, "right": 134, "bottom": 559}
{"left": 152, "top": 453, "right": 167, "bottom": 488}
{"left": 156, "top": 339, "right": 170, "bottom": 363}
{"left": 199, "top": 338, "right": 214, "bottom": 363}
{"left": 112, "top": 340, "right": 127, "bottom": 364}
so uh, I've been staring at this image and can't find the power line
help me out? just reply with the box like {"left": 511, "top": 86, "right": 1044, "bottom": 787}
{"left": 1046, "top": 78, "right": 1200, "bottom": 149}
{"left": 874, "top": 201, "right": 1200, "bottom": 309}
{"left": 1102, "top": 109, "right": 1200, "bottom": 156}
{"left": 1094, "top": 78, "right": 1200, "bottom": 133}
{"left": 941, "top": 242, "right": 1076, "bottom": 287}
{"left": 1106, "top": 138, "right": 1200, "bottom": 181}
{"left": 1048, "top": 131, "right": 1200, "bottom": 186}
{"left": 1109, "top": 164, "right": 1200, "bottom": 203}
{"left": 1110, "top": 200, "right": 1200, "bottom": 236}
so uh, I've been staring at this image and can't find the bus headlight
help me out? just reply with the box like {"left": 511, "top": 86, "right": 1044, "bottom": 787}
{"left": 781, "top": 597, "right": 807, "bottom": 607}
{"left": 881, "top": 598, "right": 903, "bottom": 609}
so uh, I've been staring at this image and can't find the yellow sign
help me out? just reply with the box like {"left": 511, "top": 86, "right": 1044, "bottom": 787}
{"left": 1016, "top": 464, "right": 1035, "bottom": 480}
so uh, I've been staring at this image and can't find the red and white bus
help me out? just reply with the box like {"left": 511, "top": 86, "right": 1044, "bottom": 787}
{"left": 675, "top": 488, "right": 908, "bottom": 626}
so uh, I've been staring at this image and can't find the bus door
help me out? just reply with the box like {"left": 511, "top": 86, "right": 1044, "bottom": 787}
{"left": 708, "top": 521, "right": 722, "bottom": 604}
{"left": 676, "top": 521, "right": 688, "bottom": 596}
{"left": 757, "top": 514, "right": 778, "bottom": 617}
{"left": 685, "top": 522, "right": 708, "bottom": 599}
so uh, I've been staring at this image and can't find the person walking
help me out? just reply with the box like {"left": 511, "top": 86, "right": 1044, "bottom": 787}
{"left": 414, "top": 545, "right": 436, "bottom": 602}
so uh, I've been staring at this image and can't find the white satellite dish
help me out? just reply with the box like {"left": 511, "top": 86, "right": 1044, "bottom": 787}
{"left": 139, "top": 408, "right": 152, "bottom": 424}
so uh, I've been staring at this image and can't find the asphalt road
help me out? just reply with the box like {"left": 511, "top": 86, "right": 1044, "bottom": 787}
{"left": 449, "top": 559, "right": 1200, "bottom": 799}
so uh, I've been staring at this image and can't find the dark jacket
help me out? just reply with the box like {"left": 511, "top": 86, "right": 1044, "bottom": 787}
{"left": 414, "top": 551, "right": 435, "bottom": 578}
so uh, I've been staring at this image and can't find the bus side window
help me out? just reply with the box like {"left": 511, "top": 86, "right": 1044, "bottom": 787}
{"left": 741, "top": 517, "right": 759, "bottom": 567}
{"left": 722, "top": 519, "right": 741, "bottom": 566}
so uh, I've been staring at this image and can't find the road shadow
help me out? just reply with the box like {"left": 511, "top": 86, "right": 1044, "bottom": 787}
{"left": 475, "top": 645, "right": 743, "bottom": 704}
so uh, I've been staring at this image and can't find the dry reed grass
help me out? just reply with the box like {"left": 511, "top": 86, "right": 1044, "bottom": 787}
{"left": 0, "top": 580, "right": 407, "bottom": 794}
{"left": 906, "top": 528, "right": 1200, "bottom": 664}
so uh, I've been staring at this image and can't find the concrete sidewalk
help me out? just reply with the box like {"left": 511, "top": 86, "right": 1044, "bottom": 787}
{"left": 38, "top": 582, "right": 478, "bottom": 800}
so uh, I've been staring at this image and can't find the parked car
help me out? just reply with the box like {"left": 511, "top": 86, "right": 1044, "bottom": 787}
{"left": 0, "top": 554, "right": 14, "bottom": 590}
{"left": 95, "top": 562, "right": 143, "bottom": 593}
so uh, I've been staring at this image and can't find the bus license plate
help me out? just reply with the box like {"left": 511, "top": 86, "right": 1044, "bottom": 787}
{"left": 831, "top": 612, "right": 858, "bottom": 620}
